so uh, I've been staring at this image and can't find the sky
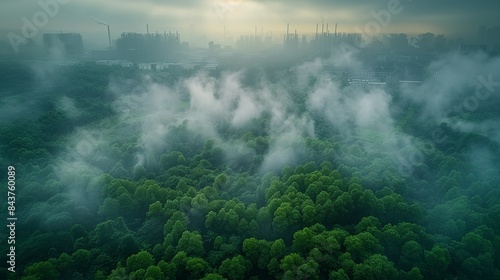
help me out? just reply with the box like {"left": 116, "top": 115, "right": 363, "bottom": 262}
{"left": 1, "top": 0, "right": 499, "bottom": 49}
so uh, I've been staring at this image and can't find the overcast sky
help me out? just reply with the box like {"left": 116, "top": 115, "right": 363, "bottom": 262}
{"left": 1, "top": 0, "right": 499, "bottom": 49}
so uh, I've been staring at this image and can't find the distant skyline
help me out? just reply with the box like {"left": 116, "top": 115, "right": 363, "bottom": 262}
{"left": 1, "top": 0, "right": 499, "bottom": 49}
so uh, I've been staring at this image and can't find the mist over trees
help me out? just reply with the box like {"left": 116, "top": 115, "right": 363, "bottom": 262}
{"left": 0, "top": 50, "right": 499, "bottom": 279}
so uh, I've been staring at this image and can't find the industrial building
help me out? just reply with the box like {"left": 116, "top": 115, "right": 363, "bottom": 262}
{"left": 284, "top": 24, "right": 299, "bottom": 52}
{"left": 115, "top": 30, "right": 181, "bottom": 61}
{"left": 235, "top": 27, "right": 273, "bottom": 52}
{"left": 308, "top": 23, "right": 363, "bottom": 55}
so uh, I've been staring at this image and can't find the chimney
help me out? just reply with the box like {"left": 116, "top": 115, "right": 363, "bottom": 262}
{"left": 107, "top": 25, "right": 111, "bottom": 49}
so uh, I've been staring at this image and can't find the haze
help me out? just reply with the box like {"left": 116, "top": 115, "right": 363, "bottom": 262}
{"left": 1, "top": 0, "right": 499, "bottom": 49}
{"left": 1, "top": 1, "right": 500, "bottom": 279}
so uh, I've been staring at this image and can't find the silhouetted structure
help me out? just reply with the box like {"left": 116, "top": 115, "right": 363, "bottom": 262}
{"left": 236, "top": 35, "right": 260, "bottom": 50}
{"left": 235, "top": 31, "right": 272, "bottom": 52}
{"left": 116, "top": 31, "right": 181, "bottom": 61}
{"left": 308, "top": 23, "right": 363, "bottom": 55}
{"left": 284, "top": 24, "right": 299, "bottom": 52}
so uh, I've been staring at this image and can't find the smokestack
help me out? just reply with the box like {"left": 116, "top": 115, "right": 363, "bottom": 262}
{"left": 107, "top": 25, "right": 111, "bottom": 49}
{"left": 335, "top": 23, "right": 338, "bottom": 36}
{"left": 326, "top": 23, "right": 329, "bottom": 34}
{"left": 92, "top": 17, "right": 111, "bottom": 49}
{"left": 92, "top": 17, "right": 108, "bottom": 26}
{"left": 315, "top": 24, "right": 319, "bottom": 48}
{"left": 147, "top": 24, "right": 149, "bottom": 37}
{"left": 287, "top": 23, "right": 289, "bottom": 35}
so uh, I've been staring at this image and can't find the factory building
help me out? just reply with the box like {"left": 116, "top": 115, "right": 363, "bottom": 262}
{"left": 116, "top": 31, "right": 181, "bottom": 61}
{"left": 284, "top": 24, "right": 299, "bottom": 52}
{"left": 308, "top": 23, "right": 363, "bottom": 55}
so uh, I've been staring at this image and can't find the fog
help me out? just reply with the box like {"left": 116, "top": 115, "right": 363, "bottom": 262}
{"left": 11, "top": 49, "right": 492, "bottom": 189}
{"left": 402, "top": 52, "right": 500, "bottom": 122}
{"left": 2, "top": 1, "right": 500, "bottom": 278}
{"left": 2, "top": 38, "right": 500, "bottom": 280}
{"left": 2, "top": 0, "right": 499, "bottom": 49}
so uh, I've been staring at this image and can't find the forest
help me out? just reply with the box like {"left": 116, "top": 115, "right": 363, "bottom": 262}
{"left": 0, "top": 51, "right": 499, "bottom": 280}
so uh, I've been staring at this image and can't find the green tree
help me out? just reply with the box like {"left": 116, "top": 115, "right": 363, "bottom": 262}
{"left": 280, "top": 253, "right": 320, "bottom": 280}
{"left": 400, "top": 267, "right": 424, "bottom": 280}
{"left": 118, "top": 234, "right": 140, "bottom": 259}
{"left": 353, "top": 254, "right": 398, "bottom": 280}
{"left": 186, "top": 257, "right": 211, "bottom": 279}
{"left": 214, "top": 174, "right": 228, "bottom": 190}
{"left": 171, "top": 251, "right": 189, "bottom": 278}
{"left": 133, "top": 163, "right": 147, "bottom": 179}
{"left": 273, "top": 202, "right": 300, "bottom": 232}
{"left": 270, "top": 239, "right": 286, "bottom": 260}
{"left": 301, "top": 201, "right": 319, "bottom": 226}
{"left": 461, "top": 232, "right": 493, "bottom": 256}
{"left": 24, "top": 261, "right": 60, "bottom": 280}
{"left": 424, "top": 245, "right": 451, "bottom": 279}
{"left": 242, "top": 238, "right": 260, "bottom": 263}
{"left": 144, "top": 265, "right": 164, "bottom": 279}
{"left": 72, "top": 249, "right": 91, "bottom": 272}
{"left": 97, "top": 197, "right": 120, "bottom": 219}
{"left": 329, "top": 269, "right": 350, "bottom": 280}
{"left": 147, "top": 201, "right": 164, "bottom": 218}
{"left": 202, "top": 273, "right": 226, "bottom": 280}
{"left": 399, "top": 240, "right": 423, "bottom": 270}
{"left": 219, "top": 255, "right": 249, "bottom": 280}
{"left": 344, "top": 232, "right": 382, "bottom": 262}
{"left": 177, "top": 231, "right": 205, "bottom": 257}
{"left": 126, "top": 251, "right": 155, "bottom": 273}
{"left": 354, "top": 216, "right": 381, "bottom": 235}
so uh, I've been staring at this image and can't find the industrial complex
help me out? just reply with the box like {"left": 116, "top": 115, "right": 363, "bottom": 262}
{"left": 3, "top": 23, "right": 500, "bottom": 83}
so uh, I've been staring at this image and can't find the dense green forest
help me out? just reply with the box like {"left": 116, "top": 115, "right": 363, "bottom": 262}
{"left": 0, "top": 53, "right": 499, "bottom": 279}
